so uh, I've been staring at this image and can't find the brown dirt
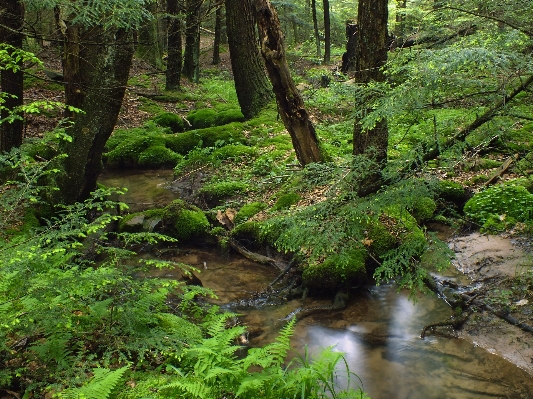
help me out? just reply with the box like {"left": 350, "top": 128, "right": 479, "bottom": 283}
{"left": 449, "top": 232, "right": 533, "bottom": 375}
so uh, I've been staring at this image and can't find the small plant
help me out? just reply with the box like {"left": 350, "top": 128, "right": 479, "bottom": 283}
{"left": 464, "top": 183, "right": 533, "bottom": 230}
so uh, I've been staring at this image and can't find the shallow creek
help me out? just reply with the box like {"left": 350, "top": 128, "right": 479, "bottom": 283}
{"left": 100, "top": 170, "right": 533, "bottom": 399}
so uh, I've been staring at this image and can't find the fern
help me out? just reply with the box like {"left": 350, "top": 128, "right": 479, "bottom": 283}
{"left": 59, "top": 366, "right": 128, "bottom": 399}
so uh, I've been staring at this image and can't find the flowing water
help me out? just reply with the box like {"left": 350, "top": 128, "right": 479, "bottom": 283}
{"left": 100, "top": 170, "right": 533, "bottom": 399}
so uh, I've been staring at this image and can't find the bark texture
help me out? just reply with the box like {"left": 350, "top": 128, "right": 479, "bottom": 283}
{"left": 311, "top": 0, "right": 321, "bottom": 58}
{"left": 226, "top": 0, "right": 272, "bottom": 119}
{"left": 255, "top": 0, "right": 323, "bottom": 166}
{"left": 212, "top": 4, "right": 222, "bottom": 64}
{"left": 341, "top": 21, "right": 357, "bottom": 74}
{"left": 56, "top": 29, "right": 134, "bottom": 204}
{"left": 322, "top": 0, "right": 331, "bottom": 64}
{"left": 0, "top": 0, "right": 25, "bottom": 152}
{"left": 182, "top": 0, "right": 201, "bottom": 83}
{"left": 165, "top": 0, "right": 183, "bottom": 90}
{"left": 353, "top": 0, "right": 389, "bottom": 162}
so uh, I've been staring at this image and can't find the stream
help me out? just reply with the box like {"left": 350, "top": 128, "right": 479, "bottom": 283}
{"left": 100, "top": 170, "right": 533, "bottom": 399}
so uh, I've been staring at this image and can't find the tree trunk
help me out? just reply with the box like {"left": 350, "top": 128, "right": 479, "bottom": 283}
{"left": 341, "top": 21, "right": 357, "bottom": 74}
{"left": 353, "top": 0, "right": 389, "bottom": 196}
{"left": 165, "top": 0, "right": 183, "bottom": 90}
{"left": 212, "top": 4, "right": 222, "bottom": 64}
{"left": 183, "top": 0, "right": 202, "bottom": 83}
{"left": 137, "top": 2, "right": 163, "bottom": 69}
{"left": 311, "top": 0, "right": 321, "bottom": 58}
{"left": 322, "top": 0, "right": 330, "bottom": 64}
{"left": 226, "top": 0, "right": 272, "bottom": 119}
{"left": 55, "top": 29, "right": 135, "bottom": 205}
{"left": 0, "top": 0, "right": 25, "bottom": 152}
{"left": 395, "top": 0, "right": 407, "bottom": 37}
{"left": 61, "top": 22, "right": 86, "bottom": 119}
{"left": 255, "top": 0, "right": 323, "bottom": 166}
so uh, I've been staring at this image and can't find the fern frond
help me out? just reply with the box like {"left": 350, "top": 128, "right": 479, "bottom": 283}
{"left": 161, "top": 378, "right": 210, "bottom": 399}
{"left": 59, "top": 366, "right": 128, "bottom": 399}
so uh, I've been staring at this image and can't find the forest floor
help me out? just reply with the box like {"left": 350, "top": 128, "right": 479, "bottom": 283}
{"left": 23, "top": 44, "right": 533, "bottom": 377}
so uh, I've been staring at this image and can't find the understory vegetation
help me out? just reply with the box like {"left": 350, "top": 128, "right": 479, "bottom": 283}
{"left": 2, "top": 1, "right": 533, "bottom": 397}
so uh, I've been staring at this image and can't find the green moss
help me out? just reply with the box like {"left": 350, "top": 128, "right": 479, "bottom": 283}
{"left": 411, "top": 197, "right": 436, "bottom": 222}
{"left": 272, "top": 192, "right": 301, "bottom": 211}
{"left": 437, "top": 180, "right": 465, "bottom": 202}
{"left": 138, "top": 97, "right": 166, "bottom": 115}
{"left": 200, "top": 181, "right": 249, "bottom": 203}
{"left": 152, "top": 112, "right": 185, "bottom": 133}
{"left": 471, "top": 174, "right": 489, "bottom": 184}
{"left": 231, "top": 221, "right": 263, "bottom": 242}
{"left": 164, "top": 199, "right": 210, "bottom": 241}
{"left": 138, "top": 145, "right": 182, "bottom": 167}
{"left": 187, "top": 108, "right": 245, "bottom": 129}
{"left": 216, "top": 109, "right": 245, "bottom": 125}
{"left": 165, "top": 123, "right": 247, "bottom": 154}
{"left": 235, "top": 202, "right": 267, "bottom": 224}
{"left": 366, "top": 221, "right": 396, "bottom": 256}
{"left": 302, "top": 249, "right": 367, "bottom": 289}
{"left": 464, "top": 184, "right": 533, "bottom": 230}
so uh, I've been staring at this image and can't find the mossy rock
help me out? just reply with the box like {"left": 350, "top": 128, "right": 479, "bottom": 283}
{"left": 272, "top": 192, "right": 301, "bottom": 211}
{"left": 187, "top": 108, "right": 218, "bottom": 129}
{"left": 235, "top": 202, "right": 267, "bottom": 224}
{"left": 199, "top": 181, "right": 249, "bottom": 206}
{"left": 464, "top": 184, "right": 533, "bottom": 231}
{"left": 138, "top": 145, "right": 182, "bottom": 167}
{"left": 365, "top": 221, "right": 397, "bottom": 257}
{"left": 119, "top": 200, "right": 209, "bottom": 241}
{"left": 231, "top": 221, "right": 263, "bottom": 242}
{"left": 163, "top": 199, "right": 210, "bottom": 241}
{"left": 437, "top": 180, "right": 465, "bottom": 202}
{"left": 302, "top": 249, "right": 367, "bottom": 290}
{"left": 152, "top": 112, "right": 185, "bottom": 133}
{"left": 411, "top": 197, "right": 436, "bottom": 222}
{"left": 165, "top": 123, "right": 247, "bottom": 154}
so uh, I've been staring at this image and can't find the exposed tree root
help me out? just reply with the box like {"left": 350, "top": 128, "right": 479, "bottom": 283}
{"left": 228, "top": 238, "right": 285, "bottom": 271}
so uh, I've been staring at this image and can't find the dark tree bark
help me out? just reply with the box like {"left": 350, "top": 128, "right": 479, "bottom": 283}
{"left": 55, "top": 29, "right": 135, "bottom": 204}
{"left": 182, "top": 0, "right": 202, "bottom": 83}
{"left": 311, "top": 0, "right": 321, "bottom": 58}
{"left": 61, "top": 23, "right": 85, "bottom": 119}
{"left": 322, "top": 0, "right": 330, "bottom": 64}
{"left": 165, "top": 0, "right": 183, "bottom": 90}
{"left": 212, "top": 4, "right": 222, "bottom": 64}
{"left": 395, "top": 0, "right": 407, "bottom": 37}
{"left": 255, "top": 0, "right": 323, "bottom": 166}
{"left": 226, "top": 0, "right": 272, "bottom": 119}
{"left": 0, "top": 0, "right": 25, "bottom": 152}
{"left": 353, "top": 0, "right": 389, "bottom": 196}
{"left": 341, "top": 20, "right": 357, "bottom": 74}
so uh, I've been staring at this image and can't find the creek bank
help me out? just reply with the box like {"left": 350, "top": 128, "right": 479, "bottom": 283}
{"left": 432, "top": 230, "right": 533, "bottom": 375}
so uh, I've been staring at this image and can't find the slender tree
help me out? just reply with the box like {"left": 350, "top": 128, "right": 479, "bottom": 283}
{"left": 311, "top": 0, "right": 321, "bottom": 58}
{"left": 225, "top": 0, "right": 272, "bottom": 119}
{"left": 255, "top": 0, "right": 323, "bottom": 166}
{"left": 353, "top": 0, "right": 389, "bottom": 195}
{"left": 182, "top": 0, "right": 202, "bottom": 82}
{"left": 166, "top": 0, "right": 183, "bottom": 90}
{"left": 0, "top": 0, "right": 25, "bottom": 152}
{"left": 212, "top": 3, "right": 222, "bottom": 65}
{"left": 322, "top": 0, "right": 330, "bottom": 64}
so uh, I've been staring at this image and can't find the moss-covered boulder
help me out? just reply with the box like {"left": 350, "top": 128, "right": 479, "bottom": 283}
{"left": 187, "top": 108, "right": 244, "bottom": 129}
{"left": 119, "top": 200, "right": 209, "bottom": 241}
{"left": 235, "top": 202, "right": 267, "bottom": 224}
{"left": 302, "top": 249, "right": 367, "bottom": 290}
{"left": 411, "top": 197, "right": 437, "bottom": 222}
{"left": 152, "top": 112, "right": 185, "bottom": 133}
{"left": 437, "top": 180, "right": 466, "bottom": 203}
{"left": 272, "top": 192, "right": 301, "bottom": 211}
{"left": 199, "top": 181, "right": 249, "bottom": 206}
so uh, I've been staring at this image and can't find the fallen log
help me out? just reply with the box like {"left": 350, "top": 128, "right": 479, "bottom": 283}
{"left": 228, "top": 238, "right": 284, "bottom": 271}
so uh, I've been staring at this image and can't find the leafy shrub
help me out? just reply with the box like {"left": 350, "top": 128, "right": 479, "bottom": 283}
{"left": 464, "top": 183, "right": 533, "bottom": 230}
{"left": 152, "top": 112, "right": 185, "bottom": 133}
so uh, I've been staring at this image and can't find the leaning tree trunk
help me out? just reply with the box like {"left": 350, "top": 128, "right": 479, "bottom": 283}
{"left": 226, "top": 0, "right": 272, "bottom": 119}
{"left": 353, "top": 0, "right": 389, "bottom": 196}
{"left": 322, "top": 0, "right": 331, "bottom": 64}
{"left": 0, "top": 0, "right": 25, "bottom": 152}
{"left": 55, "top": 29, "right": 135, "bottom": 205}
{"left": 165, "top": 0, "right": 183, "bottom": 90}
{"left": 182, "top": 0, "right": 202, "bottom": 83}
{"left": 255, "top": 0, "right": 323, "bottom": 166}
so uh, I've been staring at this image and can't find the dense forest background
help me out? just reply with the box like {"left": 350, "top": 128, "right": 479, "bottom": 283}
{"left": 1, "top": 0, "right": 533, "bottom": 397}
